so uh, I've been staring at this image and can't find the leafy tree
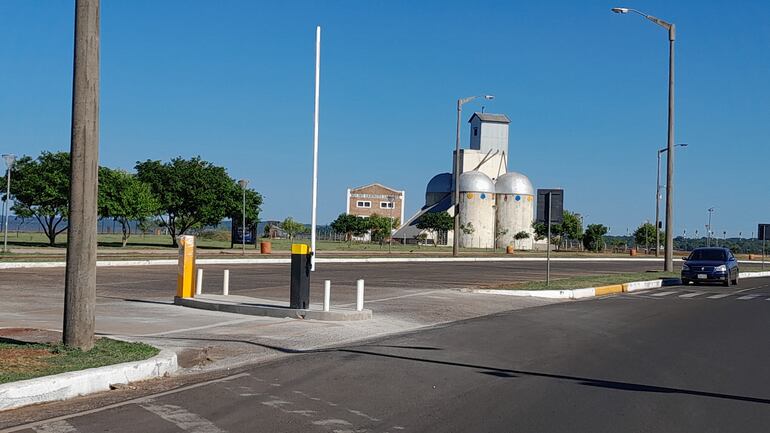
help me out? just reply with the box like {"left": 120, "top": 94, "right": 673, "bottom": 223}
{"left": 136, "top": 157, "right": 244, "bottom": 247}
{"left": 280, "top": 217, "right": 307, "bottom": 240}
{"left": 330, "top": 213, "right": 369, "bottom": 245}
{"left": 98, "top": 168, "right": 160, "bottom": 247}
{"left": 8, "top": 152, "right": 70, "bottom": 246}
{"left": 416, "top": 211, "right": 453, "bottom": 247}
{"left": 583, "top": 224, "right": 609, "bottom": 252}
{"left": 368, "top": 213, "right": 399, "bottom": 243}
{"left": 533, "top": 210, "right": 582, "bottom": 249}
{"left": 514, "top": 230, "right": 530, "bottom": 250}
{"left": 633, "top": 222, "right": 662, "bottom": 252}
{"left": 231, "top": 188, "right": 263, "bottom": 229}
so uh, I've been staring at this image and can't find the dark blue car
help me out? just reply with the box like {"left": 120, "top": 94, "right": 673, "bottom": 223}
{"left": 681, "top": 247, "right": 739, "bottom": 286}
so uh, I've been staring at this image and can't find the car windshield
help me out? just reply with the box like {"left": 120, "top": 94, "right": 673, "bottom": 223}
{"left": 689, "top": 249, "right": 726, "bottom": 261}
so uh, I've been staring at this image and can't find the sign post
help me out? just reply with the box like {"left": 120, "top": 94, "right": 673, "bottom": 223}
{"left": 759, "top": 224, "right": 770, "bottom": 271}
{"left": 537, "top": 189, "right": 564, "bottom": 287}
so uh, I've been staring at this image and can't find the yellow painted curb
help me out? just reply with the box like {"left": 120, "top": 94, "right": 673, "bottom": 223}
{"left": 594, "top": 284, "right": 624, "bottom": 296}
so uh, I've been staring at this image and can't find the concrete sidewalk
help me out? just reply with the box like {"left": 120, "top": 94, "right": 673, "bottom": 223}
{"left": 0, "top": 279, "right": 558, "bottom": 375}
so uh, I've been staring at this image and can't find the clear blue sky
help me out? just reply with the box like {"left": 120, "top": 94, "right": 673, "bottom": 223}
{"left": 1, "top": 0, "right": 768, "bottom": 237}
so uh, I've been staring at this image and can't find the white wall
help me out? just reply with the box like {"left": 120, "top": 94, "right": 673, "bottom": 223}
{"left": 459, "top": 191, "right": 495, "bottom": 249}
{"left": 496, "top": 194, "right": 535, "bottom": 250}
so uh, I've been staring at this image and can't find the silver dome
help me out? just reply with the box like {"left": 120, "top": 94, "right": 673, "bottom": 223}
{"left": 459, "top": 171, "right": 495, "bottom": 193}
{"left": 426, "top": 172, "right": 452, "bottom": 194}
{"left": 495, "top": 171, "right": 534, "bottom": 195}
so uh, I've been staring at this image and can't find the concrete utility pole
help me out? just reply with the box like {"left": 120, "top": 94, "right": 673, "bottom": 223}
{"left": 64, "top": 0, "right": 100, "bottom": 351}
{"left": 452, "top": 94, "right": 494, "bottom": 256}
{"left": 612, "top": 7, "right": 676, "bottom": 271}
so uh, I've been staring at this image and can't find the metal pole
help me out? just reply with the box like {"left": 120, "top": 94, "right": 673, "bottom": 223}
{"left": 655, "top": 150, "right": 661, "bottom": 257}
{"left": 452, "top": 99, "right": 462, "bottom": 257}
{"left": 310, "top": 25, "right": 320, "bottom": 271}
{"left": 707, "top": 209, "right": 713, "bottom": 247}
{"left": 242, "top": 186, "right": 246, "bottom": 255}
{"left": 3, "top": 163, "right": 11, "bottom": 253}
{"left": 64, "top": 0, "right": 100, "bottom": 350}
{"left": 663, "top": 24, "right": 676, "bottom": 272}
{"left": 546, "top": 192, "right": 552, "bottom": 286}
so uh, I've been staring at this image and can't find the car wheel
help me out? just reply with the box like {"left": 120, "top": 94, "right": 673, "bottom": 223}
{"left": 723, "top": 275, "right": 731, "bottom": 287}
{"left": 732, "top": 273, "right": 739, "bottom": 286}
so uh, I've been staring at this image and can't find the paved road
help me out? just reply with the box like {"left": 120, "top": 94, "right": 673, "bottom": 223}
{"left": 7, "top": 276, "right": 769, "bottom": 432}
{"left": 4, "top": 259, "right": 674, "bottom": 302}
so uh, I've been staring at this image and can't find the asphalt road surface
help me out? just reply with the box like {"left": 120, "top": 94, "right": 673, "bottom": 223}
{"left": 4, "top": 259, "right": 676, "bottom": 304}
{"left": 7, "top": 276, "right": 770, "bottom": 433}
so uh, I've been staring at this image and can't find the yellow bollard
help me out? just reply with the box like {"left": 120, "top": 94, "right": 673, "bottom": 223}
{"left": 177, "top": 235, "right": 197, "bottom": 298}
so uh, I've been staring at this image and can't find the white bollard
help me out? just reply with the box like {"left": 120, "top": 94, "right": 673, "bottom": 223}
{"left": 356, "top": 279, "right": 364, "bottom": 312}
{"left": 323, "top": 280, "right": 331, "bottom": 312}
{"left": 223, "top": 269, "right": 230, "bottom": 296}
{"left": 196, "top": 268, "right": 203, "bottom": 295}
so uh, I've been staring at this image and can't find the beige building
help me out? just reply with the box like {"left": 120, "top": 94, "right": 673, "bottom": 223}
{"left": 346, "top": 183, "right": 405, "bottom": 224}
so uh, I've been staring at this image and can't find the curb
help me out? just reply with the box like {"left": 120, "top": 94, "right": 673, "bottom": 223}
{"left": 470, "top": 271, "right": 770, "bottom": 299}
{"left": 0, "top": 349, "right": 178, "bottom": 412}
{"left": 174, "top": 295, "right": 373, "bottom": 321}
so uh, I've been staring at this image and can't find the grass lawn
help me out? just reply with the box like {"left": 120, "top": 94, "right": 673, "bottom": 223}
{"left": 0, "top": 338, "right": 159, "bottom": 384}
{"left": 486, "top": 271, "right": 680, "bottom": 291}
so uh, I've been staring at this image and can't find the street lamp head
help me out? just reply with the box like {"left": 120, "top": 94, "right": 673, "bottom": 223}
{"left": 483, "top": 95, "right": 495, "bottom": 100}
{"left": 238, "top": 179, "right": 249, "bottom": 189}
{"left": 2, "top": 154, "right": 15, "bottom": 169}
{"left": 611, "top": 7, "right": 630, "bottom": 14}
{"left": 677, "top": 143, "right": 688, "bottom": 147}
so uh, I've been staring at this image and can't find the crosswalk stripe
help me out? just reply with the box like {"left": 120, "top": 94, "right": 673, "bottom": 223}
{"left": 651, "top": 291, "right": 678, "bottom": 297}
{"left": 737, "top": 295, "right": 759, "bottom": 300}
{"left": 140, "top": 402, "right": 225, "bottom": 433}
{"left": 706, "top": 293, "right": 731, "bottom": 299}
{"left": 33, "top": 421, "right": 78, "bottom": 433}
{"left": 679, "top": 292, "right": 703, "bottom": 298}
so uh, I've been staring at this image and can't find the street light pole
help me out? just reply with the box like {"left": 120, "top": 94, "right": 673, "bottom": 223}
{"left": 238, "top": 179, "right": 249, "bottom": 256}
{"left": 453, "top": 94, "right": 494, "bottom": 257}
{"left": 613, "top": 7, "right": 676, "bottom": 271}
{"left": 707, "top": 207, "right": 714, "bottom": 247}
{"left": 655, "top": 143, "right": 687, "bottom": 258}
{"left": 2, "top": 154, "right": 15, "bottom": 254}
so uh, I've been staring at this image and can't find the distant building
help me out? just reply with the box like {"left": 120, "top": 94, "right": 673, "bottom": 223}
{"left": 346, "top": 183, "right": 405, "bottom": 224}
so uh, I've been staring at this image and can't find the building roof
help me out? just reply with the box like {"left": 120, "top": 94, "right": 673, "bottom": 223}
{"left": 349, "top": 182, "right": 403, "bottom": 193}
{"left": 495, "top": 171, "right": 534, "bottom": 195}
{"left": 459, "top": 171, "right": 495, "bottom": 193}
{"left": 426, "top": 172, "right": 453, "bottom": 194}
{"left": 468, "top": 112, "right": 511, "bottom": 124}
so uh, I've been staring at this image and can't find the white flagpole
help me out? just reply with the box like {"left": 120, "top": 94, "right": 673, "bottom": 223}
{"left": 311, "top": 25, "right": 321, "bottom": 271}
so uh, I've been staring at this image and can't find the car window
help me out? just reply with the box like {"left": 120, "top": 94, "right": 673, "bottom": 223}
{"left": 688, "top": 249, "right": 726, "bottom": 261}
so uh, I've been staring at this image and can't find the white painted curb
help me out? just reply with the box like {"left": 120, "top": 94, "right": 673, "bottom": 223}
{"left": 0, "top": 349, "right": 177, "bottom": 411}
{"left": 469, "top": 271, "right": 769, "bottom": 299}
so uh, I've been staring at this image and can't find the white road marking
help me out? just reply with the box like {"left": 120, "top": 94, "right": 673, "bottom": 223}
{"left": 1, "top": 373, "right": 250, "bottom": 433}
{"left": 651, "top": 291, "right": 678, "bottom": 297}
{"left": 32, "top": 421, "right": 78, "bottom": 433}
{"left": 336, "top": 290, "right": 446, "bottom": 308}
{"left": 140, "top": 402, "right": 225, "bottom": 433}
{"left": 137, "top": 317, "right": 268, "bottom": 337}
{"left": 707, "top": 293, "right": 732, "bottom": 299}
{"left": 679, "top": 292, "right": 704, "bottom": 298}
{"left": 313, "top": 419, "right": 352, "bottom": 426}
{"left": 737, "top": 295, "right": 759, "bottom": 300}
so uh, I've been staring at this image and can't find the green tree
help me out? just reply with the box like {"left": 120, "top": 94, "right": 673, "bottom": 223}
{"left": 514, "top": 230, "right": 530, "bottom": 250}
{"left": 557, "top": 211, "right": 583, "bottom": 248}
{"left": 136, "top": 157, "right": 245, "bottom": 247}
{"left": 583, "top": 224, "right": 609, "bottom": 252}
{"left": 330, "top": 213, "right": 369, "bottom": 245}
{"left": 368, "top": 213, "right": 399, "bottom": 243}
{"left": 416, "top": 211, "right": 453, "bottom": 247}
{"left": 8, "top": 152, "right": 70, "bottom": 246}
{"left": 280, "top": 217, "right": 307, "bottom": 240}
{"left": 633, "top": 222, "right": 662, "bottom": 252}
{"left": 98, "top": 168, "right": 160, "bottom": 247}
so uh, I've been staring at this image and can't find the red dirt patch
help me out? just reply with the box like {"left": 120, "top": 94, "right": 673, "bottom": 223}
{"left": 0, "top": 347, "right": 54, "bottom": 373}
{"left": 0, "top": 328, "right": 61, "bottom": 344}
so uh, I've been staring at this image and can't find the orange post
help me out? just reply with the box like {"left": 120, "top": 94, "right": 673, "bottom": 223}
{"left": 177, "top": 235, "right": 197, "bottom": 298}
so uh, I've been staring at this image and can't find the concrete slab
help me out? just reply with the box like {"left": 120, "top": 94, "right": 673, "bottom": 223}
{"left": 174, "top": 294, "right": 372, "bottom": 321}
